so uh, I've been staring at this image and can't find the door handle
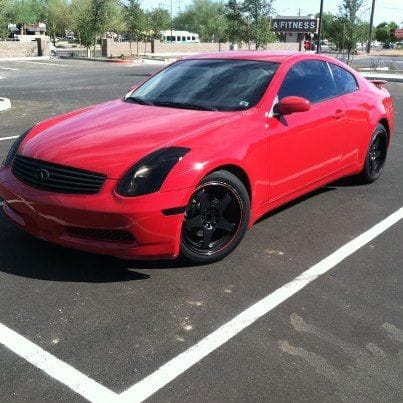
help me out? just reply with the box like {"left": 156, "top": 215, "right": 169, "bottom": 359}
{"left": 333, "top": 110, "right": 345, "bottom": 119}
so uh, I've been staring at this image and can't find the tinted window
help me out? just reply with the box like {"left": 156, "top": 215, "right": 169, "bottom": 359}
{"left": 278, "top": 60, "right": 336, "bottom": 103}
{"left": 129, "top": 59, "right": 279, "bottom": 112}
{"left": 329, "top": 63, "right": 358, "bottom": 95}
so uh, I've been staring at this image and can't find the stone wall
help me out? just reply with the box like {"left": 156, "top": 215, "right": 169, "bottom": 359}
{"left": 0, "top": 41, "right": 38, "bottom": 58}
{"left": 102, "top": 38, "right": 300, "bottom": 58}
{"left": 152, "top": 41, "right": 300, "bottom": 54}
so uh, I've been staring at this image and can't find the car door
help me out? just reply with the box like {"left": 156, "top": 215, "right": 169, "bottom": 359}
{"left": 268, "top": 60, "right": 348, "bottom": 202}
{"left": 328, "top": 62, "right": 370, "bottom": 167}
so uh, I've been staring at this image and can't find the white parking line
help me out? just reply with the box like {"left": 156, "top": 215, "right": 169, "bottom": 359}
{"left": 0, "top": 136, "right": 18, "bottom": 141}
{"left": 0, "top": 323, "right": 118, "bottom": 402}
{"left": 119, "top": 206, "right": 403, "bottom": 403}
{"left": 0, "top": 67, "right": 19, "bottom": 71}
{"left": 0, "top": 206, "right": 402, "bottom": 402}
{"left": 16, "top": 61, "right": 69, "bottom": 67}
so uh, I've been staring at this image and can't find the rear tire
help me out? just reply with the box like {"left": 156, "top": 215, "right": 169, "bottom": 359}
{"left": 180, "top": 170, "right": 250, "bottom": 264}
{"left": 355, "top": 124, "right": 388, "bottom": 184}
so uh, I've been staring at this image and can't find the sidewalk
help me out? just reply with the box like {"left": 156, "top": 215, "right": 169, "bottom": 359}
{"left": 359, "top": 71, "right": 403, "bottom": 83}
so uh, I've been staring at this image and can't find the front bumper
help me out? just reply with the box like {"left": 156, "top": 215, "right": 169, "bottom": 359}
{"left": 0, "top": 168, "right": 189, "bottom": 259}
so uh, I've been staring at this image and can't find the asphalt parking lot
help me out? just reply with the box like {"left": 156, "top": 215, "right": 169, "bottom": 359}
{"left": 0, "top": 59, "right": 402, "bottom": 402}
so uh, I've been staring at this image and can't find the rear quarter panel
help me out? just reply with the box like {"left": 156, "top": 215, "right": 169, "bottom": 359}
{"left": 339, "top": 71, "right": 394, "bottom": 169}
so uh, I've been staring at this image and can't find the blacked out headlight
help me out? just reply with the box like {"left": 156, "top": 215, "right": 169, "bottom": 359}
{"left": 1, "top": 128, "right": 32, "bottom": 169}
{"left": 116, "top": 147, "right": 190, "bottom": 196}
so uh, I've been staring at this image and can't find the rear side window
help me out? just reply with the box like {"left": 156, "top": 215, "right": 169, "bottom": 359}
{"left": 329, "top": 63, "right": 359, "bottom": 95}
{"left": 278, "top": 60, "right": 336, "bottom": 103}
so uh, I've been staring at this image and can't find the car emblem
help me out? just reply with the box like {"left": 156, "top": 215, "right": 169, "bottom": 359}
{"left": 34, "top": 169, "right": 50, "bottom": 182}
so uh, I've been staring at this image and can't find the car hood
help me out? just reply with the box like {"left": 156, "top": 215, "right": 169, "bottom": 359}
{"left": 20, "top": 99, "right": 241, "bottom": 179}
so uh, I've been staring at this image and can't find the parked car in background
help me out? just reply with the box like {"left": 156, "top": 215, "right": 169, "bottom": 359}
{"left": 0, "top": 52, "right": 394, "bottom": 263}
{"left": 49, "top": 44, "right": 58, "bottom": 59}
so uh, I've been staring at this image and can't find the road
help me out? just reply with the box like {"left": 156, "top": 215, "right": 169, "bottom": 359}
{"left": 0, "top": 59, "right": 402, "bottom": 402}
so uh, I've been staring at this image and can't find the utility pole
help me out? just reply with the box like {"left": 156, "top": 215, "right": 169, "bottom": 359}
{"left": 316, "top": 0, "right": 324, "bottom": 53}
{"left": 170, "top": 0, "right": 173, "bottom": 43}
{"left": 366, "top": 0, "right": 376, "bottom": 53}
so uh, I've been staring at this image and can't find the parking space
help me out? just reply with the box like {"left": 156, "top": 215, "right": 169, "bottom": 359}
{"left": 0, "top": 60, "right": 402, "bottom": 402}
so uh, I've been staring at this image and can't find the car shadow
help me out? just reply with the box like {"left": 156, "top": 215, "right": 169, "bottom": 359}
{"left": 0, "top": 179, "right": 359, "bottom": 282}
{"left": 0, "top": 220, "right": 156, "bottom": 282}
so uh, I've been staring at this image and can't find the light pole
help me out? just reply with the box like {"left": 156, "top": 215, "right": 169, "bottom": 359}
{"left": 366, "top": 0, "right": 376, "bottom": 53}
{"left": 170, "top": 0, "right": 173, "bottom": 43}
{"left": 316, "top": 0, "right": 324, "bottom": 53}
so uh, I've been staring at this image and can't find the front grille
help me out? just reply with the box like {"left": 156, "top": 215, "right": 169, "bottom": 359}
{"left": 12, "top": 155, "right": 106, "bottom": 194}
{"left": 67, "top": 227, "right": 135, "bottom": 242}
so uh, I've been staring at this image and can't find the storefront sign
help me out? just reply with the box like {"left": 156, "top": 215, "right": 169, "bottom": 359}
{"left": 272, "top": 19, "right": 318, "bottom": 33}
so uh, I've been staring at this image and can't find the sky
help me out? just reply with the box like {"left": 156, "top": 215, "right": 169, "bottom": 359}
{"left": 140, "top": 0, "right": 403, "bottom": 26}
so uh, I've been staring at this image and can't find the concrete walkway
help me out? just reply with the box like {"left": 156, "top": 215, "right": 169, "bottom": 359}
{"left": 359, "top": 71, "right": 403, "bottom": 83}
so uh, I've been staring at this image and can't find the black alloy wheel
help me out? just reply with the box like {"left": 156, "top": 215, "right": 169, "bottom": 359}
{"left": 180, "top": 170, "right": 250, "bottom": 264}
{"left": 368, "top": 131, "right": 387, "bottom": 177}
{"left": 356, "top": 124, "right": 388, "bottom": 184}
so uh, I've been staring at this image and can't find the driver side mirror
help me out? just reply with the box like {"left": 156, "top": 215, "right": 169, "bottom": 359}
{"left": 276, "top": 96, "right": 310, "bottom": 115}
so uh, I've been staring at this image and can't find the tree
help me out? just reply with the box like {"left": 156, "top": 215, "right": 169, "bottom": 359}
{"left": 375, "top": 26, "right": 390, "bottom": 43}
{"left": 89, "top": 0, "right": 113, "bottom": 53}
{"left": 242, "top": 0, "right": 275, "bottom": 49}
{"left": 70, "top": 0, "right": 95, "bottom": 51}
{"left": 0, "top": 0, "right": 12, "bottom": 38}
{"left": 123, "top": 0, "right": 147, "bottom": 56}
{"left": 224, "top": 0, "right": 245, "bottom": 45}
{"left": 375, "top": 21, "right": 399, "bottom": 43}
{"left": 146, "top": 7, "right": 170, "bottom": 39}
{"left": 337, "top": 0, "right": 365, "bottom": 57}
{"left": 70, "top": 0, "right": 117, "bottom": 54}
{"left": 107, "top": 2, "right": 126, "bottom": 34}
{"left": 44, "top": 0, "right": 71, "bottom": 43}
{"left": 13, "top": 0, "right": 47, "bottom": 26}
{"left": 174, "top": 0, "right": 227, "bottom": 42}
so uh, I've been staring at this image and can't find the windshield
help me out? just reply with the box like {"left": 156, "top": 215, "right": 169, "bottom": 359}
{"left": 127, "top": 59, "right": 279, "bottom": 112}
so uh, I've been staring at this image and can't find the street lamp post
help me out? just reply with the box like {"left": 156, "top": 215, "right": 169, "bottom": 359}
{"left": 366, "top": 0, "right": 376, "bottom": 53}
{"left": 316, "top": 0, "right": 324, "bottom": 53}
{"left": 170, "top": 0, "right": 173, "bottom": 43}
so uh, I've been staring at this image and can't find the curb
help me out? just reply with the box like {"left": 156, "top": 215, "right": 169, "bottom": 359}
{"left": 360, "top": 72, "right": 403, "bottom": 83}
{"left": 60, "top": 56, "right": 170, "bottom": 65}
{"left": 60, "top": 56, "right": 137, "bottom": 64}
{"left": 0, "top": 97, "right": 11, "bottom": 111}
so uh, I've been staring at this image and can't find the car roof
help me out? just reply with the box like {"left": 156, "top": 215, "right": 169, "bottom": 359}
{"left": 183, "top": 51, "right": 300, "bottom": 63}
{"left": 182, "top": 51, "right": 342, "bottom": 65}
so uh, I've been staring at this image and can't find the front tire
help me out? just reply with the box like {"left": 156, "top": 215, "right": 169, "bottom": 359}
{"left": 355, "top": 124, "right": 388, "bottom": 184}
{"left": 180, "top": 170, "right": 250, "bottom": 264}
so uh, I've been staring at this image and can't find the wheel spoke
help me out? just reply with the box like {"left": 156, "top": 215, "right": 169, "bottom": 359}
{"left": 217, "top": 193, "right": 232, "bottom": 214}
{"left": 215, "top": 218, "right": 235, "bottom": 233}
{"left": 369, "top": 158, "right": 375, "bottom": 174}
{"left": 185, "top": 214, "right": 203, "bottom": 229}
{"left": 202, "top": 227, "right": 214, "bottom": 248}
{"left": 198, "top": 190, "right": 211, "bottom": 210}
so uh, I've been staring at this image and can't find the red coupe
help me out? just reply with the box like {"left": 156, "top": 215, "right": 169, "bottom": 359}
{"left": 0, "top": 52, "right": 394, "bottom": 263}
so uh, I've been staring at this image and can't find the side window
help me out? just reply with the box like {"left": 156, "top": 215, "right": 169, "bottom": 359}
{"left": 278, "top": 60, "right": 336, "bottom": 103}
{"left": 329, "top": 63, "right": 358, "bottom": 95}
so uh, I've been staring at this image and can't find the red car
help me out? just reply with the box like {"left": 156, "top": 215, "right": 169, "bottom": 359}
{"left": 0, "top": 52, "right": 394, "bottom": 264}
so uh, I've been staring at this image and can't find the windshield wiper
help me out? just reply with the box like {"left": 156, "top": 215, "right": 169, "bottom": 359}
{"left": 126, "top": 96, "right": 155, "bottom": 106}
{"left": 152, "top": 101, "right": 218, "bottom": 111}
